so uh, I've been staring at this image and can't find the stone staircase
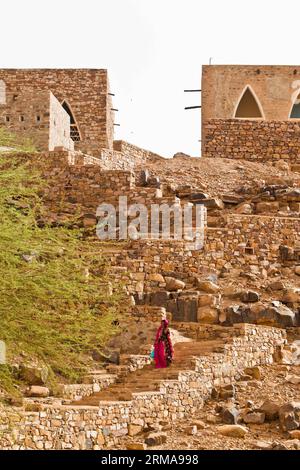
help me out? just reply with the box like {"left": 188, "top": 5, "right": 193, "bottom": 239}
{"left": 72, "top": 338, "right": 224, "bottom": 406}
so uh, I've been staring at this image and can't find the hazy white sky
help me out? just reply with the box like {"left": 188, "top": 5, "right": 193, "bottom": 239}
{"left": 1, "top": 0, "right": 300, "bottom": 156}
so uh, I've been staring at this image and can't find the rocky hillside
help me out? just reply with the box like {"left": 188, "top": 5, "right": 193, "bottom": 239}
{"left": 0, "top": 150, "right": 127, "bottom": 397}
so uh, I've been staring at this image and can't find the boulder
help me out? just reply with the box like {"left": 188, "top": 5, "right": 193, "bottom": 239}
{"left": 150, "top": 291, "right": 170, "bottom": 306}
{"left": 281, "top": 439, "right": 300, "bottom": 450}
{"left": 197, "top": 307, "right": 218, "bottom": 324}
{"left": 173, "top": 152, "right": 191, "bottom": 159}
{"left": 191, "top": 420, "right": 206, "bottom": 429}
{"left": 21, "top": 251, "right": 39, "bottom": 263}
{"left": 226, "top": 302, "right": 296, "bottom": 328}
{"left": 126, "top": 443, "right": 147, "bottom": 450}
{"left": 98, "top": 349, "right": 120, "bottom": 365}
{"left": 148, "top": 273, "right": 165, "bottom": 283}
{"left": 206, "top": 414, "right": 219, "bottom": 424}
{"left": 279, "top": 402, "right": 300, "bottom": 431}
{"left": 235, "top": 203, "right": 253, "bottom": 215}
{"left": 280, "top": 340, "right": 300, "bottom": 365}
{"left": 217, "top": 425, "right": 248, "bottom": 438}
{"left": 240, "top": 291, "right": 260, "bottom": 303}
{"left": 221, "top": 407, "right": 240, "bottom": 425}
{"left": 225, "top": 304, "right": 257, "bottom": 325}
{"left": 268, "top": 280, "right": 285, "bottom": 291}
{"left": 270, "top": 303, "right": 297, "bottom": 327}
{"left": 295, "top": 266, "right": 300, "bottom": 276}
{"left": 19, "top": 364, "right": 48, "bottom": 386}
{"left": 189, "top": 192, "right": 209, "bottom": 201}
{"left": 198, "top": 294, "right": 217, "bottom": 307}
{"left": 243, "top": 412, "right": 265, "bottom": 424}
{"left": 128, "top": 424, "right": 143, "bottom": 437}
{"left": 165, "top": 277, "right": 186, "bottom": 292}
{"left": 184, "top": 425, "right": 198, "bottom": 435}
{"left": 200, "top": 198, "right": 224, "bottom": 210}
{"left": 145, "top": 432, "right": 167, "bottom": 446}
{"left": 196, "top": 280, "right": 220, "bottom": 294}
{"left": 286, "top": 374, "right": 300, "bottom": 385}
{"left": 244, "top": 367, "right": 261, "bottom": 380}
{"left": 25, "top": 386, "right": 50, "bottom": 398}
{"left": 252, "top": 440, "right": 273, "bottom": 450}
{"left": 217, "top": 384, "right": 235, "bottom": 400}
{"left": 280, "top": 288, "right": 300, "bottom": 304}
{"left": 170, "top": 297, "right": 198, "bottom": 322}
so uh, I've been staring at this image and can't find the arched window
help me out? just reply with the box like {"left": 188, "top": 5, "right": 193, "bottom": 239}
{"left": 0, "top": 80, "right": 6, "bottom": 105}
{"left": 61, "top": 100, "right": 81, "bottom": 141}
{"left": 290, "top": 92, "right": 300, "bottom": 118}
{"left": 234, "top": 86, "right": 264, "bottom": 119}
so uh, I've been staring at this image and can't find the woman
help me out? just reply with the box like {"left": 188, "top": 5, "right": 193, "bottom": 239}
{"left": 154, "top": 319, "right": 174, "bottom": 368}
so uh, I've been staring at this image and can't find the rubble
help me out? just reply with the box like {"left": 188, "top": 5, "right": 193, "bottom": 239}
{"left": 217, "top": 425, "right": 248, "bottom": 438}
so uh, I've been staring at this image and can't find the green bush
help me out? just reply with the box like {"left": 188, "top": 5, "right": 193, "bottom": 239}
{"left": 0, "top": 154, "right": 124, "bottom": 394}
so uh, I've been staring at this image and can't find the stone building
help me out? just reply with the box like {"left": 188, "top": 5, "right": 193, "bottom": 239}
{"left": 202, "top": 65, "right": 300, "bottom": 161}
{"left": 0, "top": 89, "right": 74, "bottom": 151}
{"left": 0, "top": 69, "right": 114, "bottom": 154}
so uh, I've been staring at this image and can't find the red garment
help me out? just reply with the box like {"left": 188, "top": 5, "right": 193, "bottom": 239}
{"left": 154, "top": 321, "right": 174, "bottom": 369}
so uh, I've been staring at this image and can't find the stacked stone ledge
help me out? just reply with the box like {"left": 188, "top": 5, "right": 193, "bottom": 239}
{"left": 0, "top": 325, "right": 286, "bottom": 449}
{"left": 204, "top": 119, "right": 300, "bottom": 161}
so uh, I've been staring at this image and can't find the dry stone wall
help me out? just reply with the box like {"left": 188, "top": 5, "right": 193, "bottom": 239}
{"left": 0, "top": 325, "right": 286, "bottom": 449}
{"left": 204, "top": 119, "right": 300, "bottom": 162}
{"left": 109, "top": 214, "right": 300, "bottom": 295}
{"left": 94, "top": 141, "right": 164, "bottom": 172}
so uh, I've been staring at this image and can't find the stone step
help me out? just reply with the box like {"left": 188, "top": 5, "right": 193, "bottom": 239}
{"left": 71, "top": 338, "right": 226, "bottom": 407}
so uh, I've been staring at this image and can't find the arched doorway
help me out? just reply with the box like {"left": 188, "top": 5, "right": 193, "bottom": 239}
{"left": 290, "top": 92, "right": 300, "bottom": 118}
{"left": 61, "top": 101, "right": 81, "bottom": 141}
{"left": 234, "top": 86, "right": 264, "bottom": 119}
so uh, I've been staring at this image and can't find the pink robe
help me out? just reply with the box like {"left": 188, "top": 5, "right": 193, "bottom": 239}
{"left": 154, "top": 325, "right": 174, "bottom": 369}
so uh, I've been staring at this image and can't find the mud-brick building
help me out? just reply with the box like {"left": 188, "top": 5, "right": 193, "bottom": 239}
{"left": 0, "top": 69, "right": 114, "bottom": 154}
{"left": 202, "top": 65, "right": 300, "bottom": 162}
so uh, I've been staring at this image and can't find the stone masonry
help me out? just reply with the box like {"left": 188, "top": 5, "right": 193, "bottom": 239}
{"left": 202, "top": 65, "right": 300, "bottom": 160}
{"left": 0, "top": 90, "right": 74, "bottom": 151}
{"left": 203, "top": 119, "right": 300, "bottom": 162}
{"left": 0, "top": 325, "right": 286, "bottom": 449}
{"left": 0, "top": 69, "right": 114, "bottom": 154}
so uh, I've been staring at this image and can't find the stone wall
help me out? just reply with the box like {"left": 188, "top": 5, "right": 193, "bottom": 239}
{"left": 38, "top": 151, "right": 176, "bottom": 228}
{"left": 108, "top": 214, "right": 300, "bottom": 295}
{"left": 202, "top": 65, "right": 300, "bottom": 122}
{"left": 0, "top": 325, "right": 286, "bottom": 449}
{"left": 204, "top": 214, "right": 300, "bottom": 272}
{"left": 0, "top": 91, "right": 73, "bottom": 151}
{"left": 49, "top": 93, "right": 74, "bottom": 151}
{"left": 203, "top": 119, "right": 300, "bottom": 161}
{"left": 90, "top": 141, "right": 164, "bottom": 172}
{"left": 113, "top": 141, "right": 163, "bottom": 163}
{"left": 0, "top": 90, "right": 50, "bottom": 150}
{"left": 201, "top": 65, "right": 300, "bottom": 154}
{"left": 0, "top": 69, "right": 113, "bottom": 154}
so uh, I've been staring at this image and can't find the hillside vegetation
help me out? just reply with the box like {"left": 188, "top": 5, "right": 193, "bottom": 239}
{"left": 0, "top": 135, "right": 124, "bottom": 396}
